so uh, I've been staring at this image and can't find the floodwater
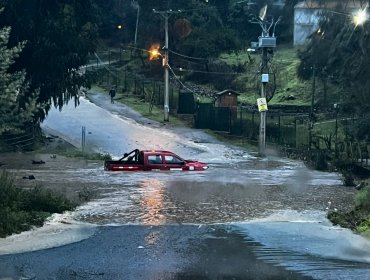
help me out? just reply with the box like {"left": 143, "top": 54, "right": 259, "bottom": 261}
{"left": 2, "top": 94, "right": 370, "bottom": 279}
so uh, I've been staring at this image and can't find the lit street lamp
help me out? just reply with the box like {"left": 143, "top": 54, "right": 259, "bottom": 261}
{"left": 353, "top": 6, "right": 368, "bottom": 27}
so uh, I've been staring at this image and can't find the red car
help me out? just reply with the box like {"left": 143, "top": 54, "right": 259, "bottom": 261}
{"left": 104, "top": 149, "right": 208, "bottom": 171}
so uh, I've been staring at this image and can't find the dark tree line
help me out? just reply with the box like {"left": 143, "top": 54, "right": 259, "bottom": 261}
{"left": 0, "top": 0, "right": 303, "bottom": 135}
{"left": 297, "top": 1, "right": 370, "bottom": 141}
{"left": 0, "top": 0, "right": 99, "bottom": 124}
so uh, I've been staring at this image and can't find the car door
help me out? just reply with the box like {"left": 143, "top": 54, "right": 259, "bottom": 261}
{"left": 146, "top": 154, "right": 164, "bottom": 170}
{"left": 164, "top": 154, "right": 185, "bottom": 171}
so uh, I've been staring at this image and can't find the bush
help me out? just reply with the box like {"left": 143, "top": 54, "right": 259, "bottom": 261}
{"left": 0, "top": 170, "right": 76, "bottom": 238}
{"left": 355, "top": 185, "right": 370, "bottom": 211}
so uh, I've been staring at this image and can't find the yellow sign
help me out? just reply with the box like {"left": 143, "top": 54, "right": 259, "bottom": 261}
{"left": 257, "top": 98, "right": 268, "bottom": 112}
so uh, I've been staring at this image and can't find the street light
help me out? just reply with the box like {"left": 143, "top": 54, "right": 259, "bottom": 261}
{"left": 353, "top": 6, "right": 368, "bottom": 27}
{"left": 148, "top": 44, "right": 171, "bottom": 120}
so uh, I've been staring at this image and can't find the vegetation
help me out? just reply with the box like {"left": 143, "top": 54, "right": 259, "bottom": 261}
{"left": 328, "top": 180, "right": 370, "bottom": 237}
{"left": 0, "top": 0, "right": 99, "bottom": 123}
{"left": 0, "top": 171, "right": 77, "bottom": 238}
{"left": 0, "top": 12, "right": 37, "bottom": 134}
{"left": 58, "top": 149, "right": 112, "bottom": 161}
{"left": 1, "top": 0, "right": 370, "bottom": 236}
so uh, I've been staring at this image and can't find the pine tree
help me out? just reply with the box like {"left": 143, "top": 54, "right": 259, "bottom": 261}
{"left": 0, "top": 24, "right": 36, "bottom": 134}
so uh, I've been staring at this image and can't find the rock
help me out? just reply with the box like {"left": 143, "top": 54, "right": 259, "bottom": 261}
{"left": 32, "top": 160, "right": 45, "bottom": 164}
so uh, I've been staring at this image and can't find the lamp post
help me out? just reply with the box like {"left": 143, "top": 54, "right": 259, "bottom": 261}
{"left": 153, "top": 8, "right": 181, "bottom": 122}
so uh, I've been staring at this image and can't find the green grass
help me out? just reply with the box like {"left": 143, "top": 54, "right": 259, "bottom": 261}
{"left": 0, "top": 171, "right": 77, "bottom": 238}
{"left": 327, "top": 179, "right": 370, "bottom": 235}
{"left": 219, "top": 45, "right": 332, "bottom": 107}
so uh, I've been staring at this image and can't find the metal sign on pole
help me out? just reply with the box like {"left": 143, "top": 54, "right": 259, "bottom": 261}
{"left": 249, "top": 7, "right": 280, "bottom": 156}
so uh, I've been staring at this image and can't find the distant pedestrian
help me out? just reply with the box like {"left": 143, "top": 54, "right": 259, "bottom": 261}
{"left": 109, "top": 86, "right": 116, "bottom": 103}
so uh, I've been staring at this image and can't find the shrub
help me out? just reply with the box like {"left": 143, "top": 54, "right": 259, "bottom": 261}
{"left": 355, "top": 185, "right": 370, "bottom": 211}
{"left": 0, "top": 170, "right": 76, "bottom": 238}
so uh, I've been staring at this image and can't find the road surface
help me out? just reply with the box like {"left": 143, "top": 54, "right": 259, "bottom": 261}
{"left": 1, "top": 92, "right": 370, "bottom": 280}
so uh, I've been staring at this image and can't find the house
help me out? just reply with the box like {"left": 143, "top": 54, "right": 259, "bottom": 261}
{"left": 294, "top": 0, "right": 364, "bottom": 46}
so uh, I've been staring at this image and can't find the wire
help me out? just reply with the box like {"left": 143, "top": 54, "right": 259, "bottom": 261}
{"left": 173, "top": 67, "right": 243, "bottom": 76}
{"left": 169, "top": 49, "right": 209, "bottom": 61}
{"left": 167, "top": 64, "right": 201, "bottom": 96}
{"left": 93, "top": 52, "right": 121, "bottom": 79}
{"left": 176, "top": 6, "right": 217, "bottom": 13}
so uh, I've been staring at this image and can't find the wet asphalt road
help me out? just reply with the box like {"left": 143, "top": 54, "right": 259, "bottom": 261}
{"left": 2, "top": 92, "right": 370, "bottom": 279}
{"left": 0, "top": 225, "right": 311, "bottom": 280}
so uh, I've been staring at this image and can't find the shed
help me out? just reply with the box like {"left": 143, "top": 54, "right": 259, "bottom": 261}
{"left": 214, "top": 89, "right": 239, "bottom": 108}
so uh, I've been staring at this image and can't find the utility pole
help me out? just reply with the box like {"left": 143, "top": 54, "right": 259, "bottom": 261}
{"left": 260, "top": 46, "right": 268, "bottom": 156}
{"left": 134, "top": 3, "right": 140, "bottom": 45}
{"left": 153, "top": 9, "right": 181, "bottom": 122}
{"left": 250, "top": 7, "right": 280, "bottom": 156}
{"left": 309, "top": 65, "right": 316, "bottom": 151}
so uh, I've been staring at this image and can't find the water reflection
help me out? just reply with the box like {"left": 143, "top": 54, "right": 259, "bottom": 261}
{"left": 139, "top": 179, "right": 166, "bottom": 225}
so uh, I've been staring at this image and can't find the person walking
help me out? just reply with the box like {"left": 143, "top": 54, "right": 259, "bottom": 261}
{"left": 109, "top": 86, "right": 116, "bottom": 104}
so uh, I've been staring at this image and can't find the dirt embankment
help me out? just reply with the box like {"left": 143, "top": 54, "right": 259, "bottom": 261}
{"left": 0, "top": 134, "right": 102, "bottom": 201}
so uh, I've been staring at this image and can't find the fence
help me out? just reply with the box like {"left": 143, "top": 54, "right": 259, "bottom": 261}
{"left": 0, "top": 125, "right": 41, "bottom": 152}
{"left": 88, "top": 49, "right": 370, "bottom": 168}
{"left": 194, "top": 104, "right": 311, "bottom": 147}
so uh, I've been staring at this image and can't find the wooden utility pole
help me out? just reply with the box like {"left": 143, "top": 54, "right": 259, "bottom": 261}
{"left": 250, "top": 10, "right": 280, "bottom": 156}
{"left": 259, "top": 46, "right": 268, "bottom": 156}
{"left": 153, "top": 9, "right": 181, "bottom": 122}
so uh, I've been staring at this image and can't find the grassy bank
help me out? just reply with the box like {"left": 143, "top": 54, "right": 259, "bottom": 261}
{"left": 328, "top": 179, "right": 370, "bottom": 237}
{"left": 0, "top": 170, "right": 77, "bottom": 238}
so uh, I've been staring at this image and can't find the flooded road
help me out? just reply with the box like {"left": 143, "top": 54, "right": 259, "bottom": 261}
{"left": 1, "top": 93, "right": 370, "bottom": 279}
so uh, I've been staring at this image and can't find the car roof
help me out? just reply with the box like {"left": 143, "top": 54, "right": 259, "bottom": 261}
{"left": 142, "top": 150, "right": 176, "bottom": 155}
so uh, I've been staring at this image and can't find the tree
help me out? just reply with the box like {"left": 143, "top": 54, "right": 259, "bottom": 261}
{"left": 298, "top": 5, "right": 370, "bottom": 140}
{"left": 0, "top": 0, "right": 99, "bottom": 121}
{"left": 0, "top": 23, "right": 37, "bottom": 134}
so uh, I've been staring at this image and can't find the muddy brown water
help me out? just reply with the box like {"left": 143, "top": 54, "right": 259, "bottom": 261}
{"left": 2, "top": 151, "right": 355, "bottom": 225}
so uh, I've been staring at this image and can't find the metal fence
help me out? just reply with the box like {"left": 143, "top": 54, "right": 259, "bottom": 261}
{"left": 0, "top": 125, "right": 41, "bottom": 152}
{"left": 88, "top": 49, "right": 370, "bottom": 167}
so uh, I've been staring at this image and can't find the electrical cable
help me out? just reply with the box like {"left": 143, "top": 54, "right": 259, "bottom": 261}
{"left": 93, "top": 52, "right": 121, "bottom": 79}
{"left": 169, "top": 49, "right": 209, "bottom": 61}
{"left": 167, "top": 64, "right": 200, "bottom": 96}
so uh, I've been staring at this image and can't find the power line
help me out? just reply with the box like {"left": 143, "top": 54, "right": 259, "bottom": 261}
{"left": 167, "top": 64, "right": 200, "bottom": 96}
{"left": 169, "top": 49, "right": 209, "bottom": 61}
{"left": 173, "top": 67, "right": 243, "bottom": 76}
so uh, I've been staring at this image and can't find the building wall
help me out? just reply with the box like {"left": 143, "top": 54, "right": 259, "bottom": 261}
{"left": 294, "top": 8, "right": 321, "bottom": 46}
{"left": 293, "top": 0, "right": 364, "bottom": 46}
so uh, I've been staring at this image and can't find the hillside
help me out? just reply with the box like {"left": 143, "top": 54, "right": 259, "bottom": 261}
{"left": 220, "top": 45, "right": 341, "bottom": 108}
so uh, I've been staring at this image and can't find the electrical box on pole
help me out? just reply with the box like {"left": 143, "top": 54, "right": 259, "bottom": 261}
{"left": 249, "top": 10, "right": 281, "bottom": 157}
{"left": 258, "top": 36, "right": 276, "bottom": 48}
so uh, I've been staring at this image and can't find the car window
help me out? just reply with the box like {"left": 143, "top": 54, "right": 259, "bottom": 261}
{"left": 148, "top": 155, "right": 162, "bottom": 164}
{"left": 164, "top": 155, "right": 183, "bottom": 164}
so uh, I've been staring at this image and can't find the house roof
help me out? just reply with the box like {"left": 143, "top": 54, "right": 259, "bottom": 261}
{"left": 214, "top": 89, "right": 240, "bottom": 96}
{"left": 295, "top": 0, "right": 364, "bottom": 10}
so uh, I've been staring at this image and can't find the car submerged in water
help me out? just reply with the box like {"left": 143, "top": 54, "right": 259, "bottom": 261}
{"left": 104, "top": 149, "right": 209, "bottom": 171}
